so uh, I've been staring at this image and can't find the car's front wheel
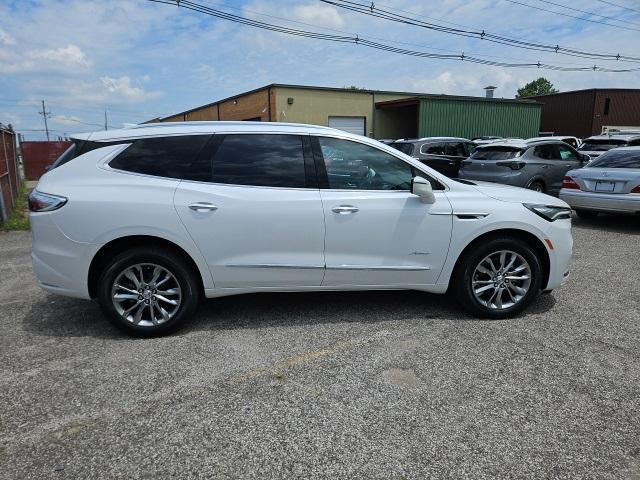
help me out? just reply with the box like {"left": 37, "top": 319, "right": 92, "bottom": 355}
{"left": 453, "top": 238, "right": 543, "bottom": 318}
{"left": 97, "top": 247, "right": 201, "bottom": 337}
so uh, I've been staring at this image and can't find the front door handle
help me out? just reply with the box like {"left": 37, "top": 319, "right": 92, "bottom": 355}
{"left": 332, "top": 205, "right": 359, "bottom": 214}
{"left": 189, "top": 202, "right": 218, "bottom": 212}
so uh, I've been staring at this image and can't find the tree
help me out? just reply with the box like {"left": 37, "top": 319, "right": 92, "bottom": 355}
{"left": 516, "top": 77, "right": 559, "bottom": 98}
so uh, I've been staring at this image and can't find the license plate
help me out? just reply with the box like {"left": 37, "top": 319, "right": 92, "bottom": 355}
{"left": 595, "top": 180, "right": 615, "bottom": 192}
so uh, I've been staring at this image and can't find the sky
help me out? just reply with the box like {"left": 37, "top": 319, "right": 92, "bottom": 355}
{"left": 1, "top": 0, "right": 639, "bottom": 140}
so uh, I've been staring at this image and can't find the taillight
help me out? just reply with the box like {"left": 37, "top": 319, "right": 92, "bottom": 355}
{"left": 28, "top": 190, "right": 68, "bottom": 212}
{"left": 496, "top": 161, "right": 526, "bottom": 170}
{"left": 631, "top": 185, "right": 640, "bottom": 194}
{"left": 561, "top": 176, "right": 580, "bottom": 190}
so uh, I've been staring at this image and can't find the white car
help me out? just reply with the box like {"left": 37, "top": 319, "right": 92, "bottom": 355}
{"left": 29, "top": 122, "right": 573, "bottom": 336}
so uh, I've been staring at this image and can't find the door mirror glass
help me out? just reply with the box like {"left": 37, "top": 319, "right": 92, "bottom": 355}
{"left": 412, "top": 176, "right": 436, "bottom": 204}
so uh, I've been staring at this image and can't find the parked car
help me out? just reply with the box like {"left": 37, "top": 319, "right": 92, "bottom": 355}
{"left": 560, "top": 146, "right": 640, "bottom": 218}
{"left": 459, "top": 139, "right": 589, "bottom": 195}
{"left": 527, "top": 136, "right": 581, "bottom": 149}
{"left": 389, "top": 137, "right": 476, "bottom": 177}
{"left": 472, "top": 136, "right": 503, "bottom": 145}
{"left": 578, "top": 134, "right": 640, "bottom": 160}
{"left": 30, "top": 122, "right": 572, "bottom": 336}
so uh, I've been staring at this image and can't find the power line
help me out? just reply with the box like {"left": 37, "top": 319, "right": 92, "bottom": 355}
{"left": 195, "top": 0, "right": 621, "bottom": 67}
{"left": 504, "top": 0, "right": 640, "bottom": 31}
{"left": 534, "top": 0, "right": 640, "bottom": 27}
{"left": 321, "top": 0, "right": 640, "bottom": 62}
{"left": 145, "top": 0, "right": 640, "bottom": 72}
{"left": 593, "top": 0, "right": 640, "bottom": 15}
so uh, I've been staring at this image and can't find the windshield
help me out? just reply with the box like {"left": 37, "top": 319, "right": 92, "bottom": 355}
{"left": 470, "top": 147, "right": 523, "bottom": 160}
{"left": 388, "top": 142, "right": 414, "bottom": 155}
{"left": 579, "top": 139, "right": 627, "bottom": 152}
{"left": 588, "top": 150, "right": 640, "bottom": 168}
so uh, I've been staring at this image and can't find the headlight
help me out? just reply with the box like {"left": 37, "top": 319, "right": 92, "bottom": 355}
{"left": 523, "top": 203, "right": 571, "bottom": 221}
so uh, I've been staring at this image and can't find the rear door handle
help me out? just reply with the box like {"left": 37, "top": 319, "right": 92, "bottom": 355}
{"left": 332, "top": 205, "right": 359, "bottom": 214}
{"left": 188, "top": 202, "right": 218, "bottom": 212}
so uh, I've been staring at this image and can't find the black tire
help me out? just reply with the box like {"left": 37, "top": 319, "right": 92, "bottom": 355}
{"left": 575, "top": 209, "right": 598, "bottom": 219}
{"left": 527, "top": 181, "right": 545, "bottom": 193}
{"left": 97, "top": 246, "right": 201, "bottom": 337}
{"left": 452, "top": 237, "right": 543, "bottom": 319}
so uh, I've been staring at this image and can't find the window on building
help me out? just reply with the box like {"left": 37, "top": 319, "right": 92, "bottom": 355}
{"left": 604, "top": 98, "right": 611, "bottom": 115}
{"left": 211, "top": 134, "right": 306, "bottom": 188}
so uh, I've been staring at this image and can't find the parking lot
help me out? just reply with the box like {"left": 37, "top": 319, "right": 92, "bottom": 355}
{"left": 0, "top": 216, "right": 639, "bottom": 479}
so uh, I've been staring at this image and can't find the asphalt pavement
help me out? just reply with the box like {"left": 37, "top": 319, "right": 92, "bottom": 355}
{"left": 1, "top": 215, "right": 639, "bottom": 479}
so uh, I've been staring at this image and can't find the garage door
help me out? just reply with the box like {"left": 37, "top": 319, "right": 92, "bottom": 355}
{"left": 328, "top": 116, "right": 365, "bottom": 136}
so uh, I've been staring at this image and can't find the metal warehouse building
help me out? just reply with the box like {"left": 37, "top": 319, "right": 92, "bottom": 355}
{"left": 156, "top": 84, "right": 542, "bottom": 139}
{"left": 531, "top": 88, "right": 640, "bottom": 139}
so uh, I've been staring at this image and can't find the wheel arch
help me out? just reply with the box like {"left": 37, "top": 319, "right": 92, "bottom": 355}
{"left": 448, "top": 228, "right": 550, "bottom": 292}
{"left": 526, "top": 176, "right": 547, "bottom": 191}
{"left": 87, "top": 235, "right": 206, "bottom": 299}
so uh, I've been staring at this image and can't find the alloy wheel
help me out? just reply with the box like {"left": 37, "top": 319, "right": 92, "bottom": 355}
{"left": 111, "top": 263, "right": 182, "bottom": 326}
{"left": 471, "top": 250, "right": 532, "bottom": 310}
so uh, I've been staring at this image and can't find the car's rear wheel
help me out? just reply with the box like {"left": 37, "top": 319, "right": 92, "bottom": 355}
{"left": 527, "top": 181, "right": 545, "bottom": 193}
{"left": 97, "top": 247, "right": 200, "bottom": 337}
{"left": 453, "top": 238, "right": 543, "bottom": 319}
{"left": 575, "top": 209, "right": 598, "bottom": 219}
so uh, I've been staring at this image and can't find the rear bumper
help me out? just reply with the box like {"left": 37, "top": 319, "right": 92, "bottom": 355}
{"left": 560, "top": 190, "right": 640, "bottom": 213}
{"left": 30, "top": 213, "right": 98, "bottom": 299}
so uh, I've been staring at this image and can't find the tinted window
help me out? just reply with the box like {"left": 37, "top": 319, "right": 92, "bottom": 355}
{"left": 421, "top": 143, "right": 445, "bottom": 155}
{"left": 109, "top": 135, "right": 211, "bottom": 181}
{"left": 48, "top": 144, "right": 76, "bottom": 170}
{"left": 471, "top": 147, "right": 523, "bottom": 160}
{"left": 557, "top": 144, "right": 578, "bottom": 161}
{"left": 588, "top": 150, "right": 640, "bottom": 168}
{"left": 388, "top": 142, "right": 414, "bottom": 155}
{"left": 579, "top": 139, "right": 627, "bottom": 151}
{"left": 533, "top": 144, "right": 559, "bottom": 160}
{"left": 444, "top": 142, "right": 466, "bottom": 157}
{"left": 212, "top": 134, "right": 305, "bottom": 188}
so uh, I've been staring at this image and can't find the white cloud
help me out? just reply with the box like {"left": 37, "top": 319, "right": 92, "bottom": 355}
{"left": 292, "top": 3, "right": 345, "bottom": 29}
{"left": 0, "top": 44, "right": 91, "bottom": 74}
{"left": 52, "top": 114, "right": 83, "bottom": 126}
{"left": 31, "top": 44, "right": 90, "bottom": 69}
{"left": 101, "top": 76, "right": 160, "bottom": 101}
{"left": 0, "top": 27, "right": 15, "bottom": 46}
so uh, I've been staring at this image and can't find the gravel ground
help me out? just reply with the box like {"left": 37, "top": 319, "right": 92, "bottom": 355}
{"left": 1, "top": 216, "right": 639, "bottom": 479}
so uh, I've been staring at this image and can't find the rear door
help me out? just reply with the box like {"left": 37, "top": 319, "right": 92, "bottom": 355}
{"left": 174, "top": 133, "right": 325, "bottom": 289}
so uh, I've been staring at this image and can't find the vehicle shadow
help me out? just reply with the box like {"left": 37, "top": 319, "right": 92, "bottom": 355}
{"left": 572, "top": 213, "right": 640, "bottom": 234}
{"left": 21, "top": 289, "right": 556, "bottom": 340}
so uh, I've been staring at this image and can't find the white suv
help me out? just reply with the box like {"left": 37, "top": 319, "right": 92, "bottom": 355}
{"left": 29, "top": 122, "right": 573, "bottom": 336}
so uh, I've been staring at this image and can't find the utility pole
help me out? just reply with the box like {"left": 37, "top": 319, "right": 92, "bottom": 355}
{"left": 38, "top": 100, "right": 51, "bottom": 141}
{"left": 104, "top": 110, "right": 108, "bottom": 131}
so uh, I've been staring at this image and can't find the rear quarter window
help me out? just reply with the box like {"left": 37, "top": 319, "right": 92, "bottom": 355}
{"left": 109, "top": 135, "right": 212, "bottom": 181}
{"left": 470, "top": 147, "right": 523, "bottom": 160}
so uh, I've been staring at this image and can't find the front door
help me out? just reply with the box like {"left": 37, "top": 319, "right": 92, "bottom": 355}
{"left": 174, "top": 133, "right": 325, "bottom": 289}
{"left": 314, "top": 136, "right": 453, "bottom": 287}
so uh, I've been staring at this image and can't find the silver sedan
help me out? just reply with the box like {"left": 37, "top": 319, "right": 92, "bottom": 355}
{"left": 560, "top": 147, "right": 640, "bottom": 218}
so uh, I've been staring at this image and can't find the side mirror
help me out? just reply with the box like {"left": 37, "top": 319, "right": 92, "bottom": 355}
{"left": 412, "top": 176, "right": 436, "bottom": 204}
{"left": 580, "top": 153, "right": 591, "bottom": 164}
